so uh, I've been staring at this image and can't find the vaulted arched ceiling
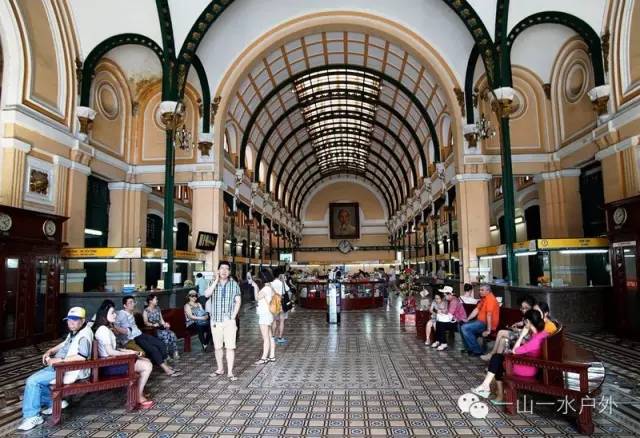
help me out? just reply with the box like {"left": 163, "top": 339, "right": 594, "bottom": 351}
{"left": 226, "top": 30, "right": 455, "bottom": 219}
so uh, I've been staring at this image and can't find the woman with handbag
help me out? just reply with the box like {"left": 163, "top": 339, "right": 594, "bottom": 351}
{"left": 432, "top": 286, "right": 468, "bottom": 350}
{"left": 271, "top": 267, "right": 292, "bottom": 345}
{"left": 255, "top": 268, "right": 277, "bottom": 364}
{"left": 184, "top": 290, "right": 211, "bottom": 352}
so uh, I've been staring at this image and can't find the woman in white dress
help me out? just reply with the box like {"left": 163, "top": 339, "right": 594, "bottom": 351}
{"left": 254, "top": 268, "right": 276, "bottom": 364}
{"left": 92, "top": 301, "right": 155, "bottom": 408}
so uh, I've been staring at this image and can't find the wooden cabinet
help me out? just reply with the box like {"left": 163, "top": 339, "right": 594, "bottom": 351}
{"left": 0, "top": 205, "right": 67, "bottom": 350}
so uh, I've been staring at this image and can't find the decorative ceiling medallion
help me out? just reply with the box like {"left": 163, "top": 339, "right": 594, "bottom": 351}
{"left": 337, "top": 240, "right": 353, "bottom": 254}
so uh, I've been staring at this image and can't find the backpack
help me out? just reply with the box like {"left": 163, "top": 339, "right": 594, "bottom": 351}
{"left": 269, "top": 288, "right": 282, "bottom": 315}
{"left": 281, "top": 284, "right": 292, "bottom": 313}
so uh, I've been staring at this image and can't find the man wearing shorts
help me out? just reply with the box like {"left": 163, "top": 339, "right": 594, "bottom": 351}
{"left": 204, "top": 261, "right": 241, "bottom": 380}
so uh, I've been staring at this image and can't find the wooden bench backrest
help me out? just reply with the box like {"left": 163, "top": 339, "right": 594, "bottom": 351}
{"left": 541, "top": 324, "right": 564, "bottom": 386}
{"left": 161, "top": 308, "right": 187, "bottom": 336}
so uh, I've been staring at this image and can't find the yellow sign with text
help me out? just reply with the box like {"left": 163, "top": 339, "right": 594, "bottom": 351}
{"left": 536, "top": 238, "right": 608, "bottom": 250}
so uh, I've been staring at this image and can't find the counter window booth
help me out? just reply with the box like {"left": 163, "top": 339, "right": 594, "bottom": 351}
{"left": 297, "top": 280, "right": 386, "bottom": 310}
{"left": 476, "top": 239, "right": 611, "bottom": 287}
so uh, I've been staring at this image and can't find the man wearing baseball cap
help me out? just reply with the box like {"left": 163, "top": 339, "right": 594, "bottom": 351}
{"left": 17, "top": 307, "right": 94, "bottom": 431}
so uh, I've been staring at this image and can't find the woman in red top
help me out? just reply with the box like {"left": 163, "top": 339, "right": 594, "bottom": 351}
{"left": 471, "top": 309, "right": 549, "bottom": 403}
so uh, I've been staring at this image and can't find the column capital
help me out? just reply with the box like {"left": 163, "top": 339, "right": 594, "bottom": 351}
{"left": 588, "top": 85, "right": 611, "bottom": 116}
{"left": 107, "top": 182, "right": 152, "bottom": 193}
{"left": 453, "top": 173, "right": 492, "bottom": 184}
{"left": 187, "top": 180, "right": 227, "bottom": 190}
{"left": 0, "top": 138, "right": 31, "bottom": 153}
{"left": 533, "top": 169, "right": 581, "bottom": 183}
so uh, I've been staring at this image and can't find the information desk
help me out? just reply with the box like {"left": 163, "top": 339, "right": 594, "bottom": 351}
{"left": 296, "top": 280, "right": 386, "bottom": 310}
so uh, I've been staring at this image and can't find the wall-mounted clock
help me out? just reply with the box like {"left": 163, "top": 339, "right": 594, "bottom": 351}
{"left": 0, "top": 213, "right": 12, "bottom": 232}
{"left": 337, "top": 239, "right": 353, "bottom": 254}
{"left": 613, "top": 207, "right": 628, "bottom": 226}
{"left": 43, "top": 219, "right": 57, "bottom": 237}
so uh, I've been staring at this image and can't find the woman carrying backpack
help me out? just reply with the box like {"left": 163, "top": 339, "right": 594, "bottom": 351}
{"left": 271, "top": 267, "right": 292, "bottom": 345}
{"left": 254, "top": 268, "right": 277, "bottom": 364}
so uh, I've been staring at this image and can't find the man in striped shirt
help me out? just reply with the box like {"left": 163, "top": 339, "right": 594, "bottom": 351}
{"left": 204, "top": 261, "right": 241, "bottom": 380}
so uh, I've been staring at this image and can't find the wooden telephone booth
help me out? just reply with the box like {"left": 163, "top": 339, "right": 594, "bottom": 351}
{"left": 606, "top": 195, "right": 640, "bottom": 340}
{"left": 0, "top": 205, "right": 68, "bottom": 350}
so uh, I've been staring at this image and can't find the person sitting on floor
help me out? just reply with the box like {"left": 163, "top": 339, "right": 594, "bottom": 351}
{"left": 143, "top": 294, "right": 179, "bottom": 360}
{"left": 480, "top": 295, "right": 536, "bottom": 361}
{"left": 534, "top": 301, "right": 558, "bottom": 334}
{"left": 92, "top": 301, "right": 154, "bottom": 409}
{"left": 459, "top": 284, "right": 500, "bottom": 356}
{"left": 114, "top": 296, "right": 180, "bottom": 377}
{"left": 184, "top": 289, "right": 211, "bottom": 351}
{"left": 17, "top": 307, "right": 93, "bottom": 431}
{"left": 471, "top": 309, "right": 549, "bottom": 403}
{"left": 424, "top": 291, "right": 447, "bottom": 345}
{"left": 432, "top": 286, "right": 468, "bottom": 351}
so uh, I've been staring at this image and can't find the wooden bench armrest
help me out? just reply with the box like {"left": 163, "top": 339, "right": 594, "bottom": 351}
{"left": 52, "top": 354, "right": 137, "bottom": 389}
{"left": 504, "top": 354, "right": 590, "bottom": 373}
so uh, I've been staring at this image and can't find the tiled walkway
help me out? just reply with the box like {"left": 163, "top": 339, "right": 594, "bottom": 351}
{"left": 2, "top": 301, "right": 640, "bottom": 437}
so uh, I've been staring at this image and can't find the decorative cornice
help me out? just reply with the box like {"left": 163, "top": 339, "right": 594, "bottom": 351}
{"left": 594, "top": 135, "right": 640, "bottom": 161}
{"left": 0, "top": 138, "right": 31, "bottom": 153}
{"left": 187, "top": 180, "right": 227, "bottom": 190}
{"left": 533, "top": 169, "right": 581, "bottom": 183}
{"left": 53, "top": 155, "right": 91, "bottom": 176}
{"left": 93, "top": 149, "right": 131, "bottom": 173}
{"left": 107, "top": 182, "right": 152, "bottom": 193}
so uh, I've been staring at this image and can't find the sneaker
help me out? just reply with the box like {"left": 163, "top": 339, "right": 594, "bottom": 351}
{"left": 17, "top": 416, "right": 44, "bottom": 431}
{"left": 436, "top": 344, "right": 448, "bottom": 351}
{"left": 430, "top": 341, "right": 440, "bottom": 348}
{"left": 42, "top": 400, "right": 68, "bottom": 415}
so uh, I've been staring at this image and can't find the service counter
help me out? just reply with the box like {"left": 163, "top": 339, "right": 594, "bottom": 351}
{"left": 296, "top": 280, "right": 386, "bottom": 310}
{"left": 482, "top": 284, "right": 609, "bottom": 332}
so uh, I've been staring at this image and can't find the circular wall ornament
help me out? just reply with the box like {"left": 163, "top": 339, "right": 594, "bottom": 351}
{"left": 613, "top": 207, "right": 628, "bottom": 226}
{"left": 564, "top": 61, "right": 588, "bottom": 104}
{"left": 96, "top": 82, "right": 119, "bottom": 120}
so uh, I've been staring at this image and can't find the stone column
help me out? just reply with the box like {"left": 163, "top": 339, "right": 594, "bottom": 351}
{"left": 189, "top": 180, "right": 226, "bottom": 271}
{"left": 0, "top": 138, "right": 31, "bottom": 207}
{"left": 454, "top": 173, "right": 492, "bottom": 283}
{"left": 535, "top": 169, "right": 585, "bottom": 285}
{"left": 597, "top": 136, "right": 640, "bottom": 203}
{"left": 53, "top": 154, "right": 91, "bottom": 292}
{"left": 107, "top": 182, "right": 151, "bottom": 290}
{"left": 534, "top": 170, "right": 583, "bottom": 238}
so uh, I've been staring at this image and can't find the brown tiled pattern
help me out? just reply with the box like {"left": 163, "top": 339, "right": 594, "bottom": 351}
{"left": 2, "top": 301, "right": 640, "bottom": 437}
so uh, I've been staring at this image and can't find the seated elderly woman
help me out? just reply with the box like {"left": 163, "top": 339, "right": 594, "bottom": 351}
{"left": 471, "top": 309, "right": 549, "bottom": 403}
{"left": 143, "top": 294, "right": 179, "bottom": 360}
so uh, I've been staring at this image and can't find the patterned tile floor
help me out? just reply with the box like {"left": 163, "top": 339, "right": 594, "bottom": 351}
{"left": 1, "top": 299, "right": 640, "bottom": 437}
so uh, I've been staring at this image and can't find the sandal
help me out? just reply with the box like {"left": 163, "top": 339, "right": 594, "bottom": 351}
{"left": 471, "top": 387, "right": 491, "bottom": 399}
{"left": 209, "top": 370, "right": 225, "bottom": 377}
{"left": 228, "top": 375, "right": 238, "bottom": 381}
{"left": 167, "top": 370, "right": 182, "bottom": 377}
{"left": 254, "top": 359, "right": 268, "bottom": 365}
{"left": 139, "top": 400, "right": 155, "bottom": 409}
{"left": 267, "top": 357, "right": 276, "bottom": 362}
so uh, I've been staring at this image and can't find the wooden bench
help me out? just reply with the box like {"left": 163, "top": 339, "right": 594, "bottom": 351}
{"left": 137, "top": 308, "right": 192, "bottom": 353}
{"left": 50, "top": 342, "right": 138, "bottom": 426}
{"left": 503, "top": 326, "right": 605, "bottom": 434}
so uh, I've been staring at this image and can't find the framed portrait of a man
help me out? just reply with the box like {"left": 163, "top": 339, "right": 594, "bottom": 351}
{"left": 329, "top": 203, "right": 360, "bottom": 239}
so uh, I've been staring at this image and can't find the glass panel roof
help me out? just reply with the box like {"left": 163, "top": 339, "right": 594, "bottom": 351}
{"left": 294, "top": 68, "right": 380, "bottom": 173}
